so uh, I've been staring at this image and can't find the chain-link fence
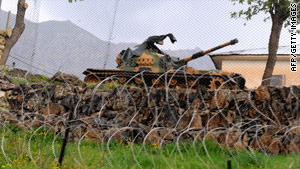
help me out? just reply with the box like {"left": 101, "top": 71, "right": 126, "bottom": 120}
{"left": 0, "top": 0, "right": 300, "bottom": 168}
{"left": 0, "top": 0, "right": 295, "bottom": 80}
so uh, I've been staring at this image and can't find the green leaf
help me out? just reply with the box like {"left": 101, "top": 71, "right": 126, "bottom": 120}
{"left": 231, "top": 12, "right": 237, "bottom": 18}
{"left": 239, "top": 0, "right": 245, "bottom": 4}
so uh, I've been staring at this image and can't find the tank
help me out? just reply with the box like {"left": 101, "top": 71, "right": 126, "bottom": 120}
{"left": 83, "top": 34, "right": 245, "bottom": 89}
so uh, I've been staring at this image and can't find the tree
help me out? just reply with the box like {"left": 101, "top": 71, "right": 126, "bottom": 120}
{"left": 230, "top": 0, "right": 300, "bottom": 86}
{"left": 0, "top": 0, "right": 28, "bottom": 65}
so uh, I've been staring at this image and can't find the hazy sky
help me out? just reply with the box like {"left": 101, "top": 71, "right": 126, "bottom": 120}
{"left": 1, "top": 0, "right": 293, "bottom": 52}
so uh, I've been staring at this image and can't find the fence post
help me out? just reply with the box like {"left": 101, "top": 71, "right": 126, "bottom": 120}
{"left": 58, "top": 110, "right": 74, "bottom": 166}
{"left": 227, "top": 160, "right": 232, "bottom": 169}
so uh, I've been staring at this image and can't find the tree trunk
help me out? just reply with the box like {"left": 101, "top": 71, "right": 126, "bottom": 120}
{"left": 0, "top": 0, "right": 27, "bottom": 65}
{"left": 261, "top": 0, "right": 289, "bottom": 86}
{"left": 261, "top": 21, "right": 284, "bottom": 86}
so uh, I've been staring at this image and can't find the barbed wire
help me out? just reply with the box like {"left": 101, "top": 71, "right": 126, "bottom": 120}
{"left": 0, "top": 71, "right": 300, "bottom": 168}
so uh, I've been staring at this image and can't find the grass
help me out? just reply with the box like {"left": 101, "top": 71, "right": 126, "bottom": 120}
{"left": 11, "top": 76, "right": 51, "bottom": 85}
{"left": 87, "top": 81, "right": 138, "bottom": 90}
{"left": 0, "top": 66, "right": 81, "bottom": 86}
{"left": 0, "top": 65, "right": 10, "bottom": 76}
{"left": 0, "top": 126, "right": 300, "bottom": 169}
{"left": 11, "top": 77, "right": 29, "bottom": 85}
{"left": 2, "top": 66, "right": 137, "bottom": 89}
{"left": 8, "top": 73, "right": 74, "bottom": 86}
{"left": 28, "top": 74, "right": 50, "bottom": 83}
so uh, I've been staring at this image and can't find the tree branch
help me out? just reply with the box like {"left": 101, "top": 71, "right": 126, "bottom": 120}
{"left": 268, "top": 0, "right": 275, "bottom": 18}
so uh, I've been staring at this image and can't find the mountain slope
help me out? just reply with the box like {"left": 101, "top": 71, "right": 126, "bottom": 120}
{"left": 0, "top": 11, "right": 215, "bottom": 79}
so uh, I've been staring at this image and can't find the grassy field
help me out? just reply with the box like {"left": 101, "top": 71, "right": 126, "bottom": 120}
{"left": 0, "top": 125, "right": 300, "bottom": 169}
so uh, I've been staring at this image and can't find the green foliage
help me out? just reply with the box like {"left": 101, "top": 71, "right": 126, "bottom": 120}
{"left": 10, "top": 74, "right": 72, "bottom": 86}
{"left": 0, "top": 65, "right": 10, "bottom": 72}
{"left": 0, "top": 66, "right": 10, "bottom": 77}
{"left": 2, "top": 124, "right": 21, "bottom": 133}
{"left": 230, "top": 0, "right": 300, "bottom": 30}
{"left": 99, "top": 81, "right": 121, "bottom": 90}
{"left": 87, "top": 82, "right": 98, "bottom": 89}
{"left": 11, "top": 75, "right": 53, "bottom": 85}
{"left": 74, "top": 81, "right": 82, "bottom": 86}
{"left": 37, "top": 75, "right": 49, "bottom": 81}
{"left": 1, "top": 128, "right": 300, "bottom": 168}
{"left": 11, "top": 77, "right": 28, "bottom": 85}
{"left": 87, "top": 81, "right": 138, "bottom": 90}
{"left": 27, "top": 75, "right": 50, "bottom": 84}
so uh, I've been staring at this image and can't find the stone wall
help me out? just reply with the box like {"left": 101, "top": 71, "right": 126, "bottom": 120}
{"left": 1, "top": 79, "right": 300, "bottom": 154}
{"left": 0, "top": 27, "right": 12, "bottom": 60}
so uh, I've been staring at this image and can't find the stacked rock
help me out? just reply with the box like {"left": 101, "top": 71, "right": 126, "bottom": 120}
{"left": 0, "top": 27, "right": 12, "bottom": 60}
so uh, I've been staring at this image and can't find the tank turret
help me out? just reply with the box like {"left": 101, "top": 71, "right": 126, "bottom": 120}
{"left": 115, "top": 35, "right": 238, "bottom": 73}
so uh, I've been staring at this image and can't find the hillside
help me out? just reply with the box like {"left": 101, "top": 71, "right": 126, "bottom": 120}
{"left": 0, "top": 11, "right": 215, "bottom": 79}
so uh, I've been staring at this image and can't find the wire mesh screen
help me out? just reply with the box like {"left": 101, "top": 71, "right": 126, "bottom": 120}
{"left": 0, "top": 0, "right": 300, "bottom": 168}
{"left": 0, "top": 0, "right": 294, "bottom": 80}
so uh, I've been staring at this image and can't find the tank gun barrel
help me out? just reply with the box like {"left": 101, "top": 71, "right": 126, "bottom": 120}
{"left": 182, "top": 38, "right": 238, "bottom": 63}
